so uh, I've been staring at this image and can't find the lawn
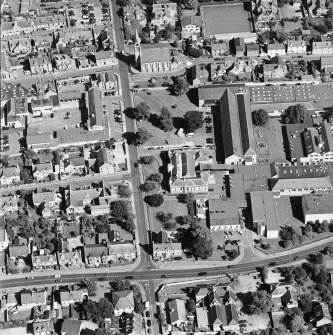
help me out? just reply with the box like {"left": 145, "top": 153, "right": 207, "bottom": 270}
{"left": 253, "top": 118, "right": 286, "bottom": 162}
{"left": 202, "top": 4, "right": 252, "bottom": 36}
{"left": 135, "top": 90, "right": 209, "bottom": 150}
{"left": 210, "top": 231, "right": 240, "bottom": 261}
{"left": 148, "top": 198, "right": 188, "bottom": 233}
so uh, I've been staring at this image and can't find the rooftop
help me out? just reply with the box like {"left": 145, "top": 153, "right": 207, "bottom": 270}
{"left": 302, "top": 193, "right": 333, "bottom": 215}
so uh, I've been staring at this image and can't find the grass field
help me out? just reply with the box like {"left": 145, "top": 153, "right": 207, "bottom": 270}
{"left": 135, "top": 90, "right": 209, "bottom": 149}
{"left": 202, "top": 4, "right": 252, "bottom": 36}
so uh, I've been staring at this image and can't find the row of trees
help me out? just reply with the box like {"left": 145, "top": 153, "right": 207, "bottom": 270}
{"left": 110, "top": 200, "right": 136, "bottom": 234}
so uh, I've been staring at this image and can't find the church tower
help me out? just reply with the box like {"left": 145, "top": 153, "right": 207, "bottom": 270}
{"left": 134, "top": 29, "right": 141, "bottom": 70}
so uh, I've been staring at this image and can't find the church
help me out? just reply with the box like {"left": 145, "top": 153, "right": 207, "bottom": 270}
{"left": 134, "top": 32, "right": 189, "bottom": 73}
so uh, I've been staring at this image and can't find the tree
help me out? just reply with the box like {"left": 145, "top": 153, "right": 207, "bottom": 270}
{"left": 192, "top": 235, "right": 213, "bottom": 259}
{"left": 139, "top": 181, "right": 158, "bottom": 193}
{"left": 81, "top": 279, "right": 97, "bottom": 296}
{"left": 123, "top": 214, "right": 136, "bottom": 234}
{"left": 182, "top": 0, "right": 198, "bottom": 9}
{"left": 105, "top": 138, "right": 115, "bottom": 149}
{"left": 186, "top": 299, "right": 196, "bottom": 314}
{"left": 117, "top": 184, "right": 132, "bottom": 198}
{"left": 147, "top": 173, "right": 162, "bottom": 183}
{"left": 248, "top": 290, "right": 273, "bottom": 314}
{"left": 135, "top": 102, "right": 151, "bottom": 120}
{"left": 227, "top": 249, "right": 239, "bottom": 260}
{"left": 252, "top": 109, "right": 270, "bottom": 126}
{"left": 156, "top": 211, "right": 176, "bottom": 230}
{"left": 159, "top": 107, "right": 173, "bottom": 132}
{"left": 177, "top": 193, "right": 195, "bottom": 204}
{"left": 134, "top": 127, "right": 152, "bottom": 145}
{"left": 140, "top": 156, "right": 155, "bottom": 165}
{"left": 298, "top": 294, "right": 313, "bottom": 314}
{"left": 188, "top": 47, "right": 203, "bottom": 58}
{"left": 21, "top": 169, "right": 32, "bottom": 184}
{"left": 110, "top": 200, "right": 131, "bottom": 219}
{"left": 110, "top": 279, "right": 131, "bottom": 291}
{"left": 176, "top": 215, "right": 199, "bottom": 226}
{"left": 282, "top": 104, "right": 307, "bottom": 124}
{"left": 172, "top": 75, "right": 189, "bottom": 96}
{"left": 184, "top": 110, "right": 204, "bottom": 133}
{"left": 82, "top": 298, "right": 114, "bottom": 325}
{"left": 144, "top": 194, "right": 164, "bottom": 207}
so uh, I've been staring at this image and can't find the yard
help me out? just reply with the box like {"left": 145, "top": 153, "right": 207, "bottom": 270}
{"left": 253, "top": 118, "right": 286, "bottom": 162}
{"left": 135, "top": 90, "right": 209, "bottom": 150}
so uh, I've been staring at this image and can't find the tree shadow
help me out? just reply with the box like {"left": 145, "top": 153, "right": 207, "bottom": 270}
{"left": 148, "top": 113, "right": 161, "bottom": 128}
{"left": 237, "top": 291, "right": 253, "bottom": 314}
{"left": 159, "top": 151, "right": 170, "bottom": 192}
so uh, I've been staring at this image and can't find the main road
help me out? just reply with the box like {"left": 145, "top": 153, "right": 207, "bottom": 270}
{"left": 111, "top": 0, "right": 151, "bottom": 271}
{"left": 0, "top": 239, "right": 331, "bottom": 289}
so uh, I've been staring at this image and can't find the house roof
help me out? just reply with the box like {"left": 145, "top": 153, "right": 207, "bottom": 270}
{"left": 225, "top": 304, "right": 238, "bottom": 325}
{"left": 9, "top": 245, "right": 29, "bottom": 258}
{"left": 167, "top": 299, "right": 186, "bottom": 324}
{"left": 35, "top": 162, "right": 52, "bottom": 172}
{"left": 209, "top": 305, "right": 227, "bottom": 325}
{"left": 112, "top": 290, "right": 134, "bottom": 310}
{"left": 318, "top": 121, "right": 333, "bottom": 153}
{"left": 61, "top": 319, "right": 83, "bottom": 335}
{"left": 108, "top": 242, "right": 136, "bottom": 254}
{"left": 1, "top": 167, "right": 19, "bottom": 178}
{"left": 140, "top": 43, "right": 171, "bottom": 63}
{"left": 196, "top": 307, "right": 209, "bottom": 326}
{"left": 32, "top": 320, "right": 54, "bottom": 333}
{"left": 84, "top": 244, "right": 109, "bottom": 257}
{"left": 33, "top": 191, "right": 57, "bottom": 204}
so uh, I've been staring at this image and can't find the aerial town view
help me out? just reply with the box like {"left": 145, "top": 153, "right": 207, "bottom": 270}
{"left": 1, "top": 0, "right": 333, "bottom": 333}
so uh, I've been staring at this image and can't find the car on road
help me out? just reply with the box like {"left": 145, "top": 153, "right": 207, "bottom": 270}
{"left": 228, "top": 265, "right": 235, "bottom": 268}
{"left": 148, "top": 328, "right": 152, "bottom": 334}
{"left": 26, "top": 277, "right": 34, "bottom": 280}
{"left": 161, "top": 274, "right": 168, "bottom": 278}
{"left": 146, "top": 311, "right": 150, "bottom": 318}
{"left": 269, "top": 262, "right": 277, "bottom": 266}
{"left": 125, "top": 276, "right": 133, "bottom": 279}
{"left": 237, "top": 230, "right": 244, "bottom": 236}
{"left": 146, "top": 319, "right": 151, "bottom": 327}
{"left": 294, "top": 256, "right": 299, "bottom": 260}
{"left": 134, "top": 162, "right": 138, "bottom": 168}
{"left": 198, "top": 272, "right": 207, "bottom": 276}
{"left": 54, "top": 274, "right": 61, "bottom": 278}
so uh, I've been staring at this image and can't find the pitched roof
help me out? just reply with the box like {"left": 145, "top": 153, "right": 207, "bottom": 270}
{"left": 270, "top": 176, "right": 333, "bottom": 191}
{"left": 9, "top": 245, "right": 29, "bottom": 258}
{"left": 209, "top": 305, "right": 227, "bottom": 325}
{"left": 302, "top": 193, "right": 333, "bottom": 215}
{"left": 140, "top": 43, "right": 170, "bottom": 63}
{"left": 167, "top": 299, "right": 186, "bottom": 324}
{"left": 112, "top": 290, "right": 134, "bottom": 310}
{"left": 61, "top": 319, "right": 83, "bottom": 335}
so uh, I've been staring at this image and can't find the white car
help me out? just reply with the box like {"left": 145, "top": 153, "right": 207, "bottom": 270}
{"left": 238, "top": 230, "right": 244, "bottom": 236}
{"left": 54, "top": 274, "right": 61, "bottom": 278}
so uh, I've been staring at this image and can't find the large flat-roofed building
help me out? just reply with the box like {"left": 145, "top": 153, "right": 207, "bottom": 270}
{"left": 201, "top": 4, "right": 256, "bottom": 41}
{"left": 250, "top": 191, "right": 279, "bottom": 239}
{"left": 302, "top": 193, "right": 333, "bottom": 224}
{"left": 208, "top": 198, "right": 246, "bottom": 231}
{"left": 270, "top": 175, "right": 333, "bottom": 197}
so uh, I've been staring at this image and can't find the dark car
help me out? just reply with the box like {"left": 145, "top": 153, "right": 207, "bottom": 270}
{"left": 198, "top": 272, "right": 207, "bottom": 276}
{"left": 125, "top": 276, "right": 133, "bottom": 279}
{"left": 228, "top": 265, "right": 235, "bottom": 268}
{"left": 146, "top": 311, "right": 150, "bottom": 318}
{"left": 269, "top": 262, "right": 277, "bottom": 266}
{"left": 134, "top": 162, "right": 138, "bottom": 168}
{"left": 147, "top": 320, "right": 151, "bottom": 327}
{"left": 161, "top": 274, "right": 168, "bottom": 278}
{"left": 294, "top": 256, "right": 299, "bottom": 260}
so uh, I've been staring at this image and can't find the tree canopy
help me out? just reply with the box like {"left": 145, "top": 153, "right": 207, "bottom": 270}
{"left": 139, "top": 181, "right": 158, "bottom": 193}
{"left": 252, "top": 109, "right": 270, "bottom": 126}
{"left": 134, "top": 127, "right": 153, "bottom": 145}
{"left": 172, "top": 75, "right": 189, "bottom": 96}
{"left": 110, "top": 200, "right": 132, "bottom": 219}
{"left": 248, "top": 290, "right": 273, "bottom": 314}
{"left": 117, "top": 184, "right": 132, "bottom": 198}
{"left": 282, "top": 104, "right": 306, "bottom": 124}
{"left": 184, "top": 110, "right": 204, "bottom": 133}
{"left": 158, "top": 107, "right": 174, "bottom": 132}
{"left": 144, "top": 194, "right": 164, "bottom": 207}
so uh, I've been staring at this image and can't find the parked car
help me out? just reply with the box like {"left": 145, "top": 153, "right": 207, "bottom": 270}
{"left": 147, "top": 320, "right": 151, "bottom": 327}
{"left": 146, "top": 311, "right": 150, "bottom": 318}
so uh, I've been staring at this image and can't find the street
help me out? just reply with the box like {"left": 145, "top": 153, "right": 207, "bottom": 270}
{"left": 111, "top": 0, "right": 152, "bottom": 271}
{"left": 0, "top": 238, "right": 331, "bottom": 289}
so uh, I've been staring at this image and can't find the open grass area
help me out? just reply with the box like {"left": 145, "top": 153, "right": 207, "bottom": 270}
{"left": 148, "top": 198, "right": 188, "bottom": 232}
{"left": 135, "top": 90, "right": 209, "bottom": 149}
{"left": 202, "top": 4, "right": 252, "bottom": 36}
